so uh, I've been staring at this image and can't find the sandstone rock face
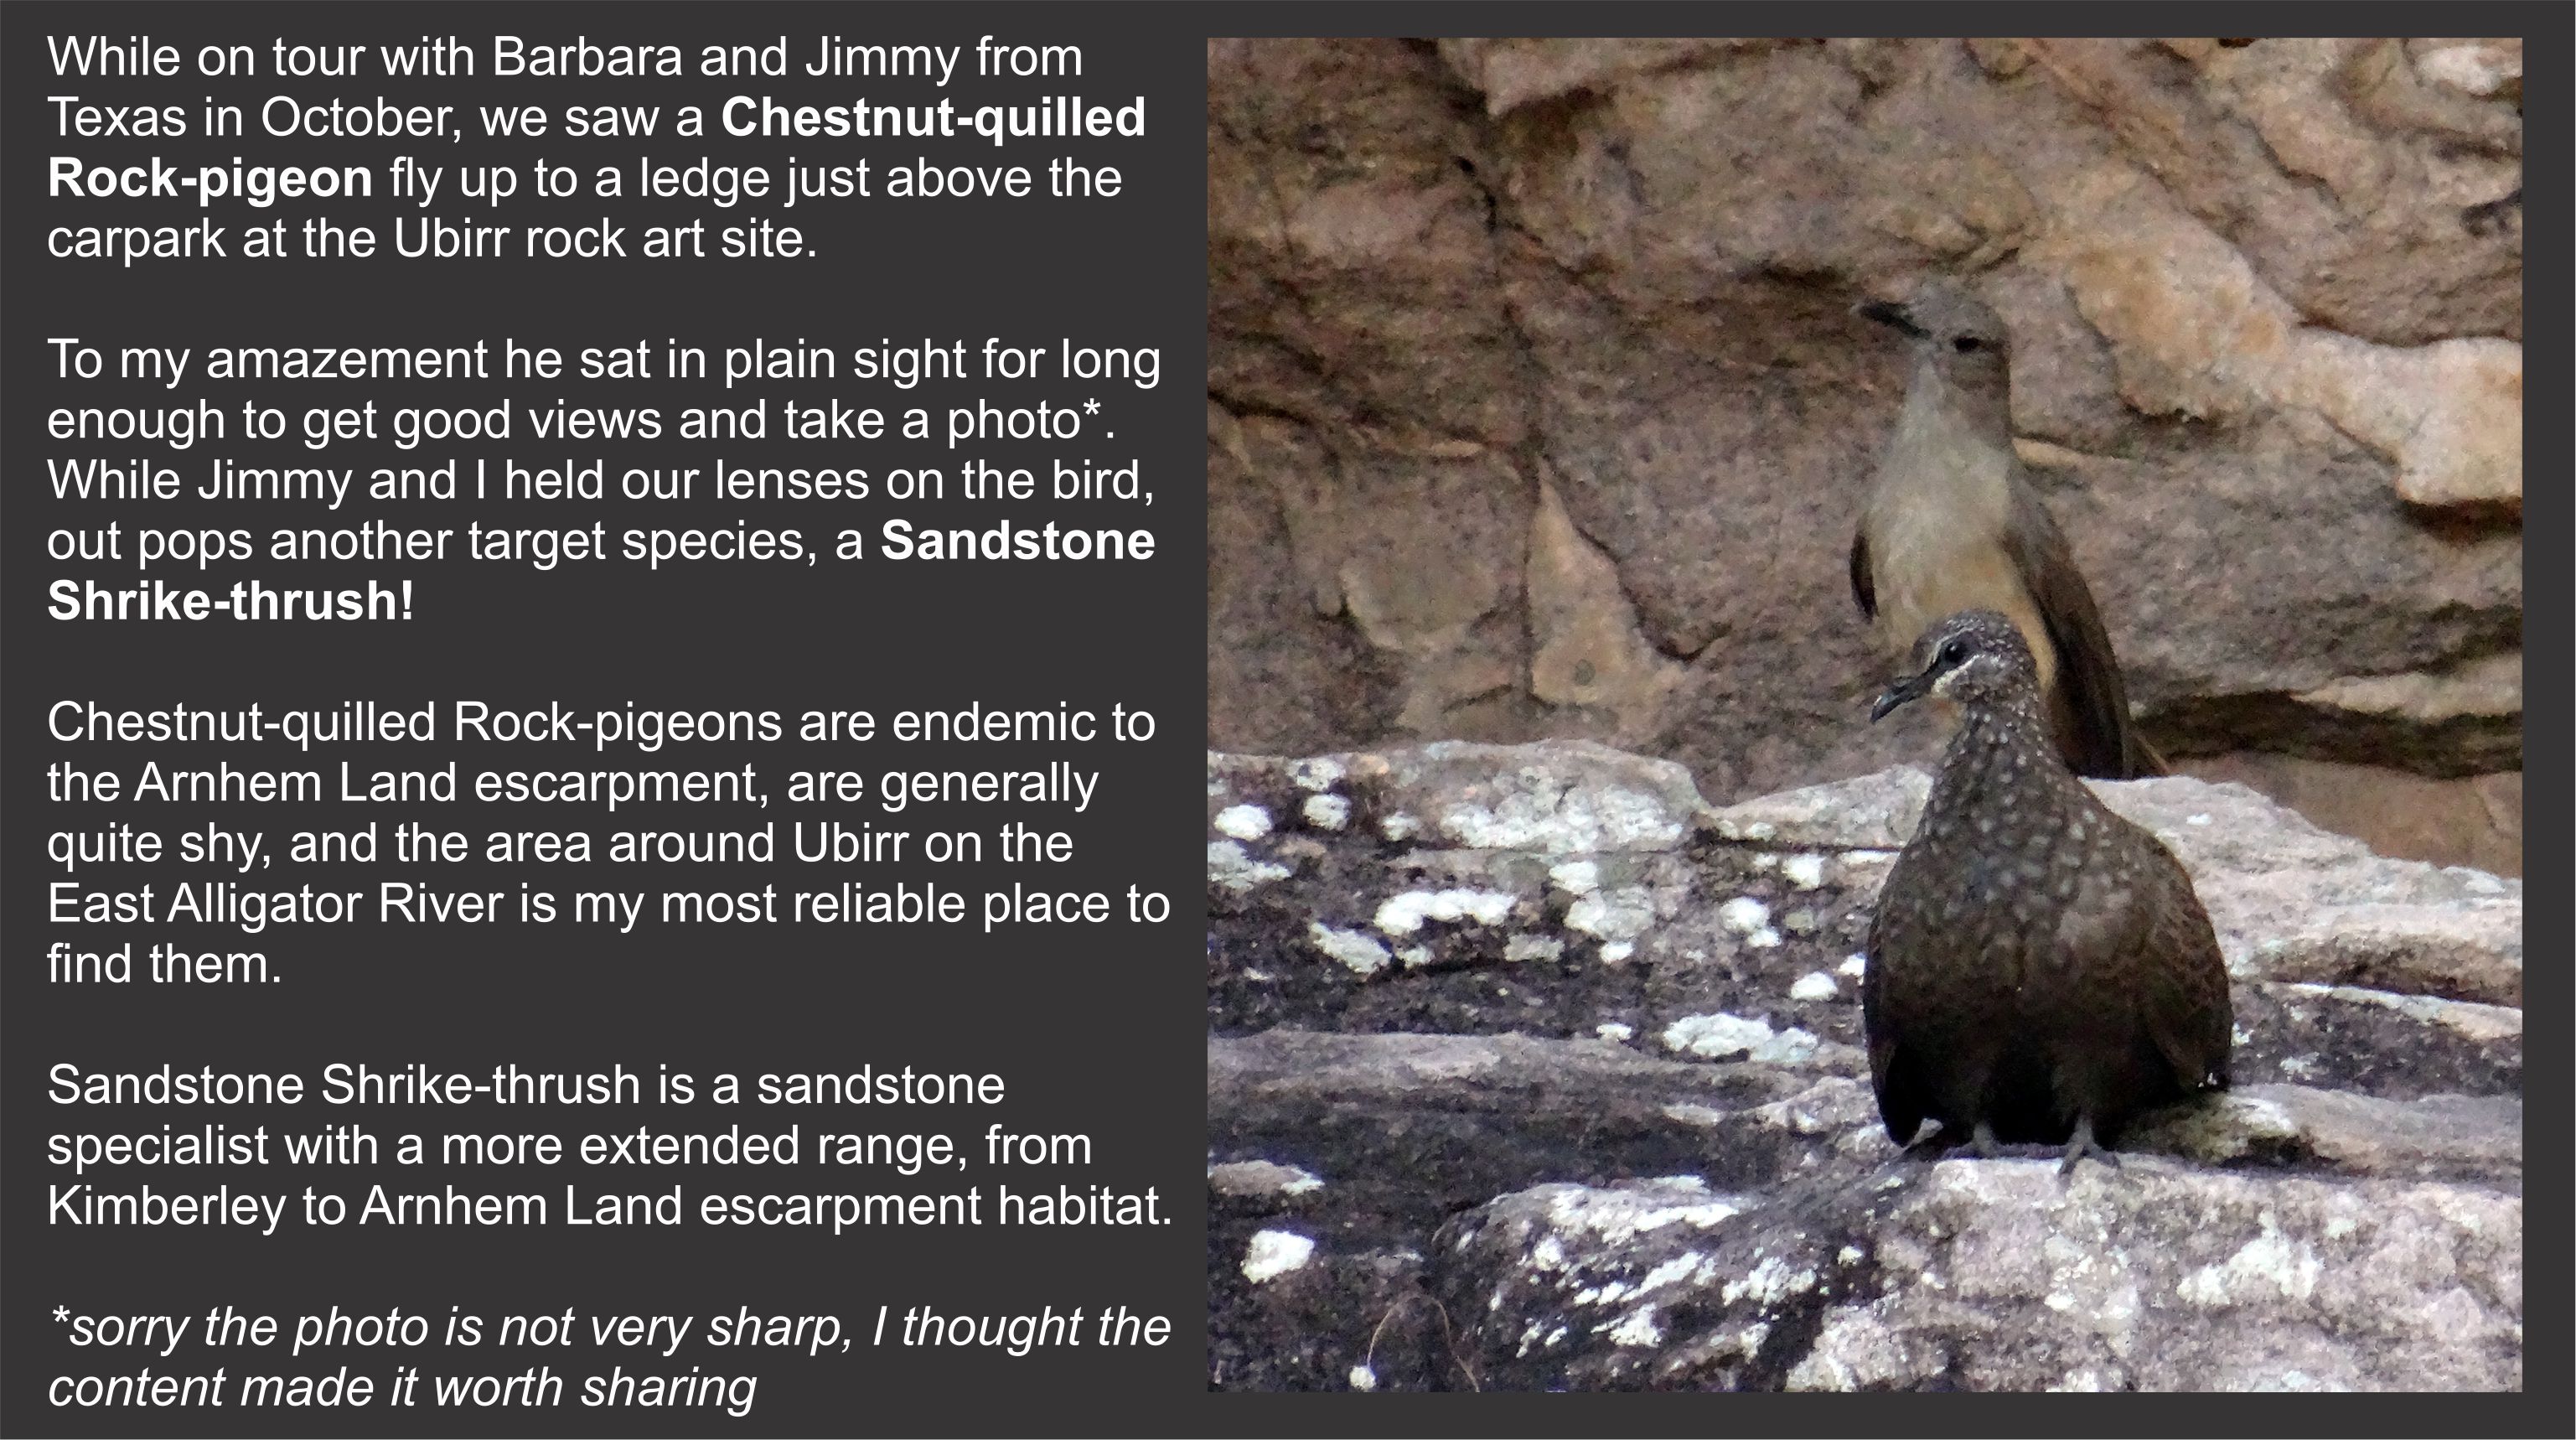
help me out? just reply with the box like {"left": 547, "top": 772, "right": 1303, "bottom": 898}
{"left": 1205, "top": 743, "right": 2522, "bottom": 1392}
{"left": 1207, "top": 38, "right": 2522, "bottom": 872}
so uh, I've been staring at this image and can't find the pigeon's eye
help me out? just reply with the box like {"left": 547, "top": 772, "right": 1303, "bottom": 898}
{"left": 1952, "top": 336, "right": 1984, "bottom": 354}
{"left": 1937, "top": 638, "right": 1968, "bottom": 667}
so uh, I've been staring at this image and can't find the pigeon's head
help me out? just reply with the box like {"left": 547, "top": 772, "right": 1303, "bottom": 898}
{"left": 1871, "top": 609, "right": 2041, "bottom": 721}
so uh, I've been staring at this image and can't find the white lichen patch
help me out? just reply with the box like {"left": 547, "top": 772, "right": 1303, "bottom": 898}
{"left": 2186, "top": 813, "right": 2212, "bottom": 826}
{"left": 1565, "top": 887, "right": 1657, "bottom": 942}
{"left": 1373, "top": 888, "right": 1518, "bottom": 935}
{"left": 1599, "top": 940, "right": 1636, "bottom": 963}
{"left": 1208, "top": 1159, "right": 1326, "bottom": 1198}
{"left": 1438, "top": 780, "right": 1684, "bottom": 854}
{"left": 1663, "top": 1012, "right": 1775, "bottom": 1059}
{"left": 1718, "top": 896, "right": 1772, "bottom": 934}
{"left": 1541, "top": 1184, "right": 1741, "bottom": 1248}
{"left": 1300, "top": 793, "right": 1350, "bottom": 831}
{"left": 1601, "top": 1306, "right": 1664, "bottom": 1347}
{"left": 1397, "top": 945, "right": 1435, "bottom": 968}
{"left": 1745, "top": 926, "right": 1782, "bottom": 950}
{"left": 1755, "top": 1028, "right": 1821, "bottom": 1064}
{"left": 1506, "top": 934, "right": 1566, "bottom": 963}
{"left": 1548, "top": 859, "right": 1601, "bottom": 894}
{"left": 1242, "top": 1229, "right": 1316, "bottom": 1283}
{"left": 1663, "top": 1013, "right": 1819, "bottom": 1064}
{"left": 1790, "top": 971, "right": 1839, "bottom": 1002}
{"left": 1380, "top": 811, "right": 1420, "bottom": 842}
{"left": 1839, "top": 952, "right": 1869, "bottom": 978}
{"left": 1213, "top": 803, "right": 1274, "bottom": 841}
{"left": 1782, "top": 854, "right": 1827, "bottom": 889}
{"left": 1633, "top": 1251, "right": 1716, "bottom": 1298}
{"left": 1596, "top": 1021, "right": 1635, "bottom": 1043}
{"left": 1290, "top": 757, "right": 1346, "bottom": 792}
{"left": 1208, "top": 840, "right": 1291, "bottom": 892}
{"left": 2176, "top": 1215, "right": 2322, "bottom": 1307}
{"left": 1722, "top": 1254, "right": 1818, "bottom": 1308}
{"left": 1661, "top": 1102, "right": 1726, "bottom": 1127}
{"left": 1307, "top": 922, "right": 1391, "bottom": 977}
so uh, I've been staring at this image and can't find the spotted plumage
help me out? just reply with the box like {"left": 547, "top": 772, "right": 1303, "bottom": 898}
{"left": 1862, "top": 610, "right": 2231, "bottom": 1172}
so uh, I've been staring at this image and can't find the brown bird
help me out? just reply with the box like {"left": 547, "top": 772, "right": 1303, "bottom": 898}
{"left": 1862, "top": 610, "right": 2231, "bottom": 1172}
{"left": 1849, "top": 279, "right": 2162, "bottom": 779}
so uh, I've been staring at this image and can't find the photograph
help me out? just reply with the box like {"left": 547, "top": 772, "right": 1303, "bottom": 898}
{"left": 1205, "top": 35, "right": 2525, "bottom": 1392}
{"left": 13, "top": 6, "right": 2548, "bottom": 1431}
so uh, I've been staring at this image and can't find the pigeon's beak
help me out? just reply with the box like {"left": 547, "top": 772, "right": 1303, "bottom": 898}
{"left": 1857, "top": 298, "right": 1924, "bottom": 338}
{"left": 1870, "top": 671, "right": 1932, "bottom": 723}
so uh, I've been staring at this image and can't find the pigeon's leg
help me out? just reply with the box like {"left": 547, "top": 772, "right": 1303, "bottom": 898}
{"left": 2057, "top": 1115, "right": 2121, "bottom": 1175}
